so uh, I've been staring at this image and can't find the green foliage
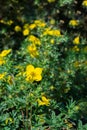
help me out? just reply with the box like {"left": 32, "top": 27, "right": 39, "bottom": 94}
{"left": 0, "top": 0, "right": 87, "bottom": 129}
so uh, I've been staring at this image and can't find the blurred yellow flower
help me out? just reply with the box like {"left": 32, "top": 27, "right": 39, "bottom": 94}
{"left": 50, "top": 39, "right": 55, "bottom": 44}
{"left": 69, "top": 20, "right": 79, "bottom": 26}
{"left": 72, "top": 46, "right": 79, "bottom": 51}
{"left": 82, "top": 0, "right": 87, "bottom": 6}
{"left": 0, "top": 73, "right": 6, "bottom": 80}
{"left": 5, "top": 117, "right": 13, "bottom": 125}
{"left": 43, "top": 29, "right": 61, "bottom": 36}
{"left": 23, "top": 29, "right": 29, "bottom": 36}
{"left": 37, "top": 96, "right": 50, "bottom": 106}
{"left": 28, "top": 44, "right": 39, "bottom": 57}
{"left": 74, "top": 61, "right": 80, "bottom": 68}
{"left": 29, "top": 23, "right": 36, "bottom": 30}
{"left": 14, "top": 25, "right": 22, "bottom": 32}
{"left": 50, "top": 19, "right": 55, "bottom": 25}
{"left": 7, "top": 20, "right": 13, "bottom": 25}
{"left": 28, "top": 35, "right": 41, "bottom": 45}
{"left": 47, "top": 0, "right": 56, "bottom": 3}
{"left": 23, "top": 23, "right": 29, "bottom": 29}
{"left": 0, "top": 58, "right": 5, "bottom": 65}
{"left": 25, "top": 64, "right": 42, "bottom": 82}
{"left": 0, "top": 49, "right": 11, "bottom": 57}
{"left": 73, "top": 36, "right": 80, "bottom": 45}
{"left": 0, "top": 19, "right": 6, "bottom": 24}
{"left": 34, "top": 20, "right": 46, "bottom": 27}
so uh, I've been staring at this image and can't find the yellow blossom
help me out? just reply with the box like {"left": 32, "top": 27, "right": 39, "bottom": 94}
{"left": 0, "top": 19, "right": 6, "bottom": 24}
{"left": 28, "top": 44, "right": 39, "bottom": 58}
{"left": 0, "top": 73, "right": 6, "bottom": 80}
{"left": 25, "top": 64, "right": 42, "bottom": 82}
{"left": 0, "top": 58, "right": 5, "bottom": 65}
{"left": 50, "top": 19, "right": 55, "bottom": 25}
{"left": 29, "top": 23, "right": 36, "bottom": 30}
{"left": 14, "top": 25, "right": 22, "bottom": 32}
{"left": 73, "top": 36, "right": 80, "bottom": 45}
{"left": 69, "top": 20, "right": 79, "bottom": 26}
{"left": 7, "top": 20, "right": 13, "bottom": 25}
{"left": 43, "top": 29, "right": 61, "bottom": 36}
{"left": 5, "top": 117, "right": 13, "bottom": 125}
{"left": 23, "top": 29, "right": 29, "bottom": 36}
{"left": 74, "top": 61, "right": 80, "bottom": 68}
{"left": 34, "top": 20, "right": 46, "bottom": 27}
{"left": 72, "top": 46, "right": 79, "bottom": 52}
{"left": 82, "top": 0, "right": 87, "bottom": 6}
{"left": 47, "top": 0, "right": 56, "bottom": 3}
{"left": 28, "top": 35, "right": 41, "bottom": 45}
{"left": 50, "top": 85, "right": 55, "bottom": 90}
{"left": 0, "top": 49, "right": 11, "bottom": 57}
{"left": 37, "top": 96, "right": 50, "bottom": 106}
{"left": 23, "top": 23, "right": 29, "bottom": 29}
{"left": 50, "top": 39, "right": 55, "bottom": 44}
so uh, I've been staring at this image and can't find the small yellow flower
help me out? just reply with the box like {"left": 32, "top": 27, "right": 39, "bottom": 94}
{"left": 69, "top": 20, "right": 79, "bottom": 26}
{"left": 23, "top": 29, "right": 29, "bottom": 36}
{"left": 25, "top": 64, "right": 42, "bottom": 82}
{"left": 50, "top": 19, "right": 55, "bottom": 25}
{"left": 28, "top": 35, "right": 41, "bottom": 45}
{"left": 50, "top": 85, "right": 55, "bottom": 90}
{"left": 0, "top": 49, "right": 11, "bottom": 57}
{"left": 34, "top": 20, "right": 46, "bottom": 27}
{"left": 28, "top": 44, "right": 39, "bottom": 58}
{"left": 47, "top": 0, "right": 56, "bottom": 3}
{"left": 5, "top": 117, "right": 13, "bottom": 125}
{"left": 14, "top": 25, "right": 22, "bottom": 32}
{"left": 73, "top": 36, "right": 80, "bottom": 45}
{"left": 37, "top": 96, "right": 50, "bottom": 106}
{"left": 7, "top": 20, "right": 13, "bottom": 25}
{"left": 0, "top": 73, "right": 6, "bottom": 80}
{"left": 50, "top": 39, "right": 55, "bottom": 44}
{"left": 23, "top": 23, "right": 29, "bottom": 29}
{"left": 0, "top": 19, "right": 6, "bottom": 24}
{"left": 74, "top": 61, "right": 80, "bottom": 68}
{"left": 72, "top": 46, "right": 79, "bottom": 51}
{"left": 43, "top": 29, "right": 61, "bottom": 36}
{"left": 82, "top": 0, "right": 87, "bottom": 6}
{"left": 29, "top": 23, "right": 36, "bottom": 30}
{"left": 0, "top": 58, "right": 5, "bottom": 65}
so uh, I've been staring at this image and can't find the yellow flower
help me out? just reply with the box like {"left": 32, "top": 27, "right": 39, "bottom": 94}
{"left": 0, "top": 49, "right": 11, "bottom": 57}
{"left": 37, "top": 96, "right": 50, "bottom": 106}
{"left": 14, "top": 25, "right": 22, "bottom": 32}
{"left": 25, "top": 65, "right": 42, "bottom": 82}
{"left": 23, "top": 23, "right": 29, "bottom": 29}
{"left": 72, "top": 46, "right": 79, "bottom": 52}
{"left": 43, "top": 29, "right": 61, "bottom": 36}
{"left": 28, "top": 44, "right": 39, "bottom": 58}
{"left": 7, "top": 20, "right": 13, "bottom": 25}
{"left": 5, "top": 117, "right": 13, "bottom": 125}
{"left": 50, "top": 85, "right": 55, "bottom": 90}
{"left": 50, "top": 39, "right": 55, "bottom": 44}
{"left": 0, "top": 19, "right": 6, "bottom": 24}
{"left": 29, "top": 23, "right": 36, "bottom": 30}
{"left": 50, "top": 19, "right": 55, "bottom": 25}
{"left": 0, "top": 58, "right": 5, "bottom": 65}
{"left": 47, "top": 0, "right": 56, "bottom": 3}
{"left": 34, "top": 20, "right": 46, "bottom": 27}
{"left": 28, "top": 35, "right": 41, "bottom": 45}
{"left": 0, "top": 73, "right": 6, "bottom": 80}
{"left": 82, "top": 0, "right": 87, "bottom": 6}
{"left": 23, "top": 29, "right": 29, "bottom": 36}
{"left": 74, "top": 61, "right": 80, "bottom": 68}
{"left": 73, "top": 36, "right": 80, "bottom": 45}
{"left": 69, "top": 20, "right": 79, "bottom": 26}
